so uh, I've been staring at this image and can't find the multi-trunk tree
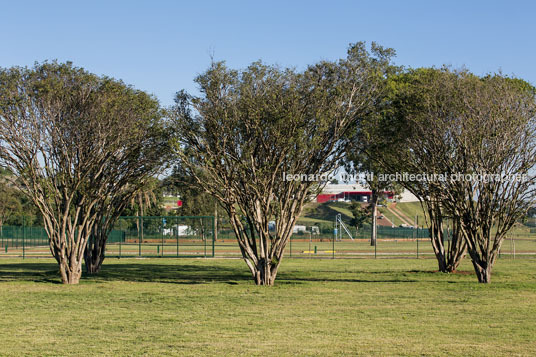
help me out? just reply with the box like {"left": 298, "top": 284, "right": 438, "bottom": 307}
{"left": 171, "top": 42, "right": 394, "bottom": 285}
{"left": 0, "top": 62, "right": 169, "bottom": 283}
{"left": 362, "top": 68, "right": 468, "bottom": 273}
{"left": 396, "top": 68, "right": 536, "bottom": 282}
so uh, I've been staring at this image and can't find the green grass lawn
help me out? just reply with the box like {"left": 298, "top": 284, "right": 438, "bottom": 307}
{"left": 297, "top": 201, "right": 423, "bottom": 228}
{"left": 392, "top": 202, "right": 426, "bottom": 226}
{"left": 378, "top": 206, "right": 404, "bottom": 226}
{"left": 1, "top": 257, "right": 535, "bottom": 356}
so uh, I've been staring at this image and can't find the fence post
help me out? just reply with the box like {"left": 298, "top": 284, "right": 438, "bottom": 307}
{"left": 332, "top": 233, "right": 335, "bottom": 259}
{"left": 211, "top": 217, "right": 215, "bottom": 258}
{"left": 290, "top": 236, "right": 292, "bottom": 258}
{"left": 161, "top": 217, "right": 164, "bottom": 257}
{"left": 204, "top": 220, "right": 207, "bottom": 258}
{"left": 138, "top": 216, "right": 142, "bottom": 257}
{"left": 416, "top": 238, "right": 419, "bottom": 259}
{"left": 22, "top": 216, "right": 25, "bottom": 259}
{"left": 119, "top": 231, "right": 123, "bottom": 258}
{"left": 512, "top": 236, "right": 516, "bottom": 259}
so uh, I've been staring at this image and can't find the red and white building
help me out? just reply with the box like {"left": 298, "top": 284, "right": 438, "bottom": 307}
{"left": 315, "top": 184, "right": 418, "bottom": 203}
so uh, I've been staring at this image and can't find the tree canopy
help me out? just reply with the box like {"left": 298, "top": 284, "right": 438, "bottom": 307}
{"left": 171, "top": 42, "right": 395, "bottom": 285}
{"left": 0, "top": 62, "right": 170, "bottom": 283}
{"left": 383, "top": 68, "right": 536, "bottom": 281}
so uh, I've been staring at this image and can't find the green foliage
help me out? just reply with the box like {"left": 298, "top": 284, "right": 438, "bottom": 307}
{"left": 0, "top": 165, "right": 40, "bottom": 226}
{"left": 348, "top": 202, "right": 371, "bottom": 230}
{"left": 0, "top": 61, "right": 171, "bottom": 281}
{"left": 161, "top": 166, "right": 224, "bottom": 218}
{"left": 385, "top": 66, "right": 536, "bottom": 280}
{"left": 171, "top": 42, "right": 396, "bottom": 284}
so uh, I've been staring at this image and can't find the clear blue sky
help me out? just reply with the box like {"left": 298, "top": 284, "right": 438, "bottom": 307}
{"left": 1, "top": 0, "right": 534, "bottom": 106}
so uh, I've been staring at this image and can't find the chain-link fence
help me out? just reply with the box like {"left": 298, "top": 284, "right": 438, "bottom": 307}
{"left": 0, "top": 215, "right": 215, "bottom": 258}
{"left": 0, "top": 225, "right": 48, "bottom": 258}
{"left": 107, "top": 216, "right": 215, "bottom": 257}
{"left": 1, "top": 216, "right": 535, "bottom": 259}
{"left": 212, "top": 225, "right": 536, "bottom": 258}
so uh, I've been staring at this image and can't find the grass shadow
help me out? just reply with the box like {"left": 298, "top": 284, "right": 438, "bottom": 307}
{"left": 277, "top": 268, "right": 476, "bottom": 284}
{"left": 0, "top": 262, "right": 60, "bottom": 283}
{"left": 0, "top": 261, "right": 251, "bottom": 285}
{"left": 0, "top": 261, "right": 475, "bottom": 285}
{"left": 91, "top": 262, "right": 251, "bottom": 284}
{"left": 282, "top": 277, "right": 420, "bottom": 283}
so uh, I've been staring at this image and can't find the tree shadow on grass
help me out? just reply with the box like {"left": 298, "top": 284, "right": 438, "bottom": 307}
{"left": 0, "top": 261, "right": 251, "bottom": 285}
{"left": 0, "top": 261, "right": 472, "bottom": 285}
{"left": 0, "top": 261, "right": 62, "bottom": 284}
{"left": 278, "top": 276, "right": 420, "bottom": 284}
{"left": 277, "top": 269, "right": 475, "bottom": 284}
{"left": 91, "top": 262, "right": 251, "bottom": 284}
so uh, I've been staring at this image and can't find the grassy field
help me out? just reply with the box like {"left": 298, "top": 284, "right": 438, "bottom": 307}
{"left": 6, "top": 232, "right": 535, "bottom": 260}
{"left": 9, "top": 236, "right": 535, "bottom": 259}
{"left": 298, "top": 201, "right": 426, "bottom": 228}
{"left": 391, "top": 202, "right": 426, "bottom": 226}
{"left": 378, "top": 206, "right": 404, "bottom": 226}
{"left": 298, "top": 201, "right": 535, "bottom": 237}
{"left": 1, "top": 257, "right": 536, "bottom": 356}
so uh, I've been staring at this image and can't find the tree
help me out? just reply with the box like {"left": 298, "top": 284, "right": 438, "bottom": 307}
{"left": 162, "top": 165, "right": 225, "bottom": 217}
{"left": 171, "top": 42, "right": 394, "bottom": 285}
{"left": 367, "top": 68, "right": 467, "bottom": 273}
{"left": 345, "top": 158, "right": 403, "bottom": 246}
{"left": 345, "top": 60, "right": 403, "bottom": 246}
{"left": 0, "top": 170, "right": 21, "bottom": 227}
{"left": 162, "top": 165, "right": 227, "bottom": 241}
{"left": 349, "top": 202, "right": 370, "bottom": 232}
{"left": 396, "top": 68, "right": 536, "bottom": 282}
{"left": 127, "top": 177, "right": 160, "bottom": 244}
{"left": 0, "top": 62, "right": 169, "bottom": 283}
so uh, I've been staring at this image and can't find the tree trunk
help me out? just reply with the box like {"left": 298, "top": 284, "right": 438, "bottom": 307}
{"left": 84, "top": 239, "right": 106, "bottom": 274}
{"left": 59, "top": 258, "right": 82, "bottom": 284}
{"left": 424, "top": 202, "right": 467, "bottom": 273}
{"left": 434, "top": 248, "right": 448, "bottom": 272}
{"left": 445, "top": 245, "right": 466, "bottom": 272}
{"left": 445, "top": 219, "right": 466, "bottom": 272}
{"left": 83, "top": 220, "right": 111, "bottom": 274}
{"left": 463, "top": 228, "right": 499, "bottom": 284}
{"left": 427, "top": 204, "right": 447, "bottom": 272}
{"left": 85, "top": 255, "right": 104, "bottom": 274}
{"left": 472, "top": 260, "right": 492, "bottom": 283}
{"left": 226, "top": 197, "right": 300, "bottom": 286}
{"left": 251, "top": 258, "right": 279, "bottom": 286}
{"left": 370, "top": 190, "right": 378, "bottom": 246}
